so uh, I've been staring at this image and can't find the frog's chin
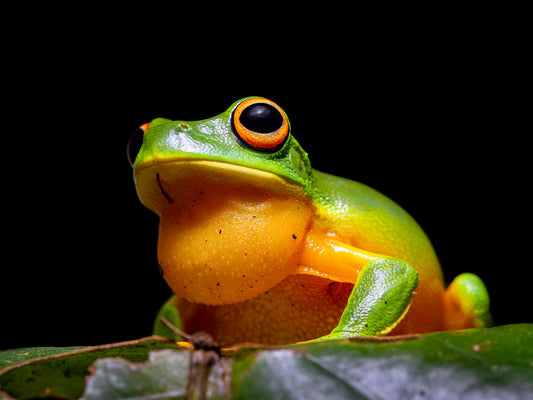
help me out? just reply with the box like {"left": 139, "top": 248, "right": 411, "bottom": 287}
{"left": 164, "top": 273, "right": 284, "bottom": 306}
{"left": 135, "top": 159, "right": 308, "bottom": 216}
{"left": 139, "top": 160, "right": 315, "bottom": 306}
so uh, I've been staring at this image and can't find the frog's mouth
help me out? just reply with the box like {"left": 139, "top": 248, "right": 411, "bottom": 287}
{"left": 135, "top": 160, "right": 316, "bottom": 306}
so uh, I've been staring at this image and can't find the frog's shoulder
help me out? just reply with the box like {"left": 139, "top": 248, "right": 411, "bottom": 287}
{"left": 310, "top": 169, "right": 399, "bottom": 213}
{"left": 308, "top": 169, "right": 441, "bottom": 285}
{"left": 309, "top": 169, "right": 423, "bottom": 237}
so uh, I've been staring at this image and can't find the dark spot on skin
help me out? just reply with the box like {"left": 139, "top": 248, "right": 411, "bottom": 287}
{"left": 327, "top": 282, "right": 336, "bottom": 296}
{"left": 216, "top": 282, "right": 220, "bottom": 287}
{"left": 219, "top": 229, "right": 222, "bottom": 234}
{"left": 156, "top": 173, "right": 173, "bottom": 204}
{"left": 292, "top": 234, "right": 297, "bottom": 239}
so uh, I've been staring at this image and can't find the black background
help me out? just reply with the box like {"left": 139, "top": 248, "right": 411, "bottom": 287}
{"left": 2, "top": 15, "right": 530, "bottom": 350}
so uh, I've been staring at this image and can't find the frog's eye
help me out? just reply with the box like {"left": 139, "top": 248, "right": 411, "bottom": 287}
{"left": 127, "top": 122, "right": 150, "bottom": 167}
{"left": 231, "top": 98, "right": 289, "bottom": 153}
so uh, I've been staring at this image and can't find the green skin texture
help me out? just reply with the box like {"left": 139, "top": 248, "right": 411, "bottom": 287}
{"left": 132, "top": 97, "right": 491, "bottom": 343}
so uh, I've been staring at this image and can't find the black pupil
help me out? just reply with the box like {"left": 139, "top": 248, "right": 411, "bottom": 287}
{"left": 239, "top": 103, "right": 283, "bottom": 133}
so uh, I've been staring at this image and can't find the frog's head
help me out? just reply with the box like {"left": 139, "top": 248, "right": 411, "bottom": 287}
{"left": 128, "top": 97, "right": 313, "bottom": 189}
{"left": 129, "top": 98, "right": 316, "bottom": 306}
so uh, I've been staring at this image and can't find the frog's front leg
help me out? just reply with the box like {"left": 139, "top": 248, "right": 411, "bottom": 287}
{"left": 325, "top": 258, "right": 418, "bottom": 340}
{"left": 298, "top": 234, "right": 419, "bottom": 341}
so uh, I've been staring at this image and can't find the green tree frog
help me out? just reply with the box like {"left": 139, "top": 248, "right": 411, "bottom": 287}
{"left": 128, "top": 97, "right": 491, "bottom": 346}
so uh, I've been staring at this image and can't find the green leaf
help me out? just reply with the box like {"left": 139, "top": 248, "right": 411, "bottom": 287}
{"left": 0, "top": 336, "right": 178, "bottom": 400}
{"left": 1, "top": 325, "right": 532, "bottom": 399}
{"left": 0, "top": 346, "right": 85, "bottom": 371}
{"left": 0, "top": 390, "right": 17, "bottom": 400}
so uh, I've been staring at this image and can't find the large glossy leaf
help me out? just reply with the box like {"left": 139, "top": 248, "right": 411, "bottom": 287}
{"left": 232, "top": 324, "right": 533, "bottom": 399}
{"left": 1, "top": 324, "right": 532, "bottom": 399}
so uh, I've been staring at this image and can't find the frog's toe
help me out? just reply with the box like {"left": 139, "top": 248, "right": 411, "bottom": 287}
{"left": 443, "top": 273, "right": 492, "bottom": 330}
{"left": 153, "top": 295, "right": 183, "bottom": 341}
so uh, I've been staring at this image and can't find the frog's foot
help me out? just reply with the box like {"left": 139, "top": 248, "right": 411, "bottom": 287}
{"left": 443, "top": 273, "right": 492, "bottom": 330}
{"left": 154, "top": 296, "right": 184, "bottom": 341}
{"left": 316, "top": 258, "right": 419, "bottom": 341}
